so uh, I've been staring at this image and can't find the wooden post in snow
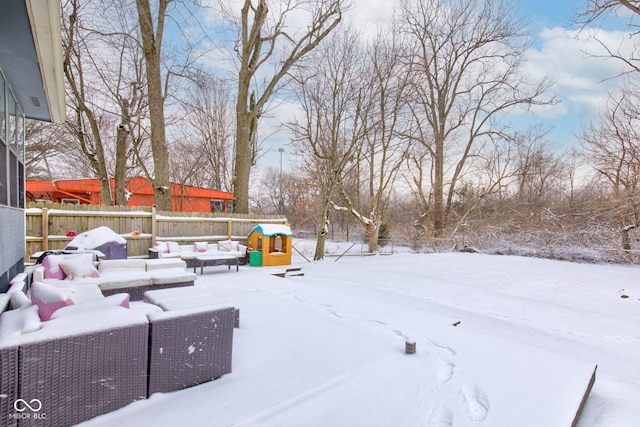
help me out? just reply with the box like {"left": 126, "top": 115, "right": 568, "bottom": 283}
{"left": 151, "top": 206, "right": 157, "bottom": 245}
{"left": 405, "top": 339, "right": 416, "bottom": 354}
{"left": 42, "top": 208, "right": 49, "bottom": 251}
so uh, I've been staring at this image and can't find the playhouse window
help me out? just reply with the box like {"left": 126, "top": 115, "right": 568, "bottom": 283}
{"left": 269, "top": 234, "right": 285, "bottom": 253}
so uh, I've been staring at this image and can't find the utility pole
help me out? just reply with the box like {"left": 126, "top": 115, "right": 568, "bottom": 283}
{"left": 278, "top": 147, "right": 285, "bottom": 212}
{"left": 278, "top": 147, "right": 285, "bottom": 174}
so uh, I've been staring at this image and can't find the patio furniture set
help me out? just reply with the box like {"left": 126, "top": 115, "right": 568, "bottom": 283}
{"left": 0, "top": 245, "right": 243, "bottom": 426}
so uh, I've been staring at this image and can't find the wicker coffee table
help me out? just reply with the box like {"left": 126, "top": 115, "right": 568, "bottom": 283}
{"left": 194, "top": 254, "right": 240, "bottom": 274}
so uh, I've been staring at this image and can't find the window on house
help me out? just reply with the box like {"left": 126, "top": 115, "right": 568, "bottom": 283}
{"left": 0, "top": 142, "right": 6, "bottom": 206}
{"left": 0, "top": 73, "right": 5, "bottom": 142}
{"left": 9, "top": 151, "right": 17, "bottom": 207}
{"left": 18, "top": 161, "right": 23, "bottom": 208}
{"left": 8, "top": 95, "right": 16, "bottom": 152}
{"left": 16, "top": 109, "right": 24, "bottom": 161}
{"left": 211, "top": 199, "right": 224, "bottom": 213}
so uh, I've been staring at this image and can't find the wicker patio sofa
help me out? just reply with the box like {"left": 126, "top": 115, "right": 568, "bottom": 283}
{"left": 31, "top": 255, "right": 196, "bottom": 301}
{"left": 0, "top": 277, "right": 235, "bottom": 426}
{"left": 149, "top": 240, "right": 247, "bottom": 268}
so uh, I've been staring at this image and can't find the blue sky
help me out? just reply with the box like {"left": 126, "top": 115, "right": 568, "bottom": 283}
{"left": 245, "top": 0, "right": 635, "bottom": 172}
{"left": 518, "top": 0, "right": 585, "bottom": 30}
{"left": 512, "top": 0, "right": 634, "bottom": 150}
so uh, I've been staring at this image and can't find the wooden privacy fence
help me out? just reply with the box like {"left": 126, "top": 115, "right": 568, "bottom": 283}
{"left": 25, "top": 202, "right": 288, "bottom": 260}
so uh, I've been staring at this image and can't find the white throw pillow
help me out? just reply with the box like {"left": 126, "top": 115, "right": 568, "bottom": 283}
{"left": 155, "top": 241, "right": 169, "bottom": 253}
{"left": 194, "top": 241, "right": 208, "bottom": 252}
{"left": 30, "top": 281, "right": 74, "bottom": 321}
{"left": 167, "top": 241, "right": 180, "bottom": 253}
{"left": 43, "top": 253, "right": 95, "bottom": 280}
{"left": 58, "top": 258, "right": 100, "bottom": 279}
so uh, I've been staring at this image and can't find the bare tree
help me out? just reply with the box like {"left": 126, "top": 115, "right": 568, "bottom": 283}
{"left": 62, "top": 0, "right": 113, "bottom": 204}
{"left": 257, "top": 167, "right": 287, "bottom": 214}
{"left": 513, "top": 125, "right": 565, "bottom": 205}
{"left": 169, "top": 139, "right": 208, "bottom": 211}
{"left": 255, "top": 167, "right": 312, "bottom": 224}
{"left": 400, "top": 0, "right": 555, "bottom": 237}
{"left": 448, "top": 137, "right": 519, "bottom": 239}
{"left": 579, "top": 1, "right": 640, "bottom": 23}
{"left": 62, "top": 0, "right": 148, "bottom": 205}
{"left": 136, "top": 0, "right": 173, "bottom": 210}
{"left": 289, "top": 28, "right": 363, "bottom": 260}
{"left": 335, "top": 27, "right": 412, "bottom": 253}
{"left": 24, "top": 121, "right": 66, "bottom": 179}
{"left": 179, "top": 74, "right": 235, "bottom": 192}
{"left": 578, "top": 1, "right": 640, "bottom": 75}
{"left": 581, "top": 86, "right": 640, "bottom": 250}
{"left": 231, "top": 0, "right": 346, "bottom": 214}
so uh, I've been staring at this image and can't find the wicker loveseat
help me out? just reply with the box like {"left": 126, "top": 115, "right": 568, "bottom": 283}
{"left": 0, "top": 277, "right": 235, "bottom": 426}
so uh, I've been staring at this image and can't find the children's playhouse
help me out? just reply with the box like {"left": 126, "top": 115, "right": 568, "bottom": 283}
{"left": 246, "top": 224, "right": 293, "bottom": 267}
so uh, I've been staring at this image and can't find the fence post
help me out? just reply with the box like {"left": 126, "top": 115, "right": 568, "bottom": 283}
{"left": 42, "top": 207, "right": 49, "bottom": 251}
{"left": 151, "top": 206, "right": 157, "bottom": 245}
{"left": 227, "top": 219, "right": 232, "bottom": 240}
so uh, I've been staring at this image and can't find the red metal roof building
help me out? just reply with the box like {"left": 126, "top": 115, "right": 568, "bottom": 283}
{"left": 26, "top": 177, "right": 234, "bottom": 213}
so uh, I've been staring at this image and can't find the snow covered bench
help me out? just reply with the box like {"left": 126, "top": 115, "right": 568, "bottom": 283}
{"left": 0, "top": 275, "right": 235, "bottom": 426}
{"left": 149, "top": 240, "right": 247, "bottom": 268}
{"left": 31, "top": 254, "right": 196, "bottom": 301}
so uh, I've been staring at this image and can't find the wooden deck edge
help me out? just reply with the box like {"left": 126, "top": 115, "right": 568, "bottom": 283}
{"left": 571, "top": 364, "right": 597, "bottom": 427}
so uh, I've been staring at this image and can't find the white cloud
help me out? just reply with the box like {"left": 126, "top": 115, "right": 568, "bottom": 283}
{"left": 524, "top": 26, "right": 636, "bottom": 119}
{"left": 346, "top": 0, "right": 395, "bottom": 37}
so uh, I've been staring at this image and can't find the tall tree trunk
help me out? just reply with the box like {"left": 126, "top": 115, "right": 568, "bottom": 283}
{"left": 114, "top": 103, "right": 130, "bottom": 206}
{"left": 76, "top": 107, "right": 112, "bottom": 206}
{"left": 368, "top": 223, "right": 380, "bottom": 253}
{"left": 234, "top": 91, "right": 253, "bottom": 214}
{"left": 233, "top": 0, "right": 265, "bottom": 214}
{"left": 433, "top": 135, "right": 445, "bottom": 237}
{"left": 136, "top": 0, "right": 172, "bottom": 211}
{"left": 314, "top": 191, "right": 334, "bottom": 260}
{"left": 315, "top": 223, "right": 328, "bottom": 261}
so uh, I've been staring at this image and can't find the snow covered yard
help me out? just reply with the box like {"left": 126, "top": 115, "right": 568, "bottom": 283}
{"left": 79, "top": 251, "right": 640, "bottom": 426}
